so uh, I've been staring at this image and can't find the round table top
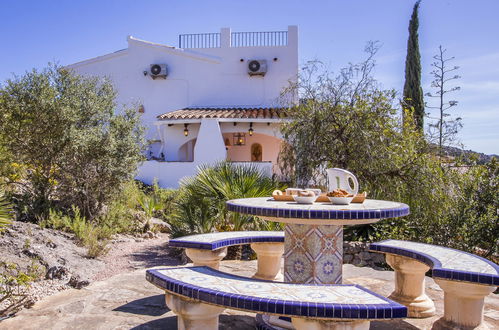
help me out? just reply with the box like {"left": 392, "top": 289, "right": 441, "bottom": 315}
{"left": 226, "top": 197, "right": 410, "bottom": 226}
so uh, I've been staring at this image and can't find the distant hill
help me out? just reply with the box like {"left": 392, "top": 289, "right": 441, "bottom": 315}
{"left": 441, "top": 145, "right": 498, "bottom": 164}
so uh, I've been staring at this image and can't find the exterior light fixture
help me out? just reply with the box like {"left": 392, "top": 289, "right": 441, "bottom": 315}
{"left": 233, "top": 133, "right": 246, "bottom": 146}
{"left": 248, "top": 123, "right": 254, "bottom": 136}
{"left": 183, "top": 124, "right": 189, "bottom": 137}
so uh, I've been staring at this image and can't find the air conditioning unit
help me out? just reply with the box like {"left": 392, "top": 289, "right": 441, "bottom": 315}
{"left": 149, "top": 64, "right": 168, "bottom": 79}
{"left": 247, "top": 60, "right": 267, "bottom": 76}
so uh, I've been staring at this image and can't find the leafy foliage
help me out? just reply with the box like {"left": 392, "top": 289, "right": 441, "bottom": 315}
{"left": 278, "top": 45, "right": 497, "bottom": 259}
{"left": 40, "top": 207, "right": 112, "bottom": 258}
{"left": 0, "top": 191, "right": 12, "bottom": 232}
{"left": 0, "top": 64, "right": 145, "bottom": 220}
{"left": 169, "top": 162, "right": 283, "bottom": 237}
{"left": 444, "top": 158, "right": 498, "bottom": 257}
{"left": 0, "top": 262, "right": 34, "bottom": 317}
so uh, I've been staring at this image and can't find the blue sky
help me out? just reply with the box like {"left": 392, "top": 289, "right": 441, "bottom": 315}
{"left": 1, "top": 0, "right": 498, "bottom": 154}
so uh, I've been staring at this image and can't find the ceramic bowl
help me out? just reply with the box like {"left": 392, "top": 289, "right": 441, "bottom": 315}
{"left": 286, "top": 188, "right": 322, "bottom": 196}
{"left": 293, "top": 195, "right": 316, "bottom": 204}
{"left": 328, "top": 196, "right": 354, "bottom": 205}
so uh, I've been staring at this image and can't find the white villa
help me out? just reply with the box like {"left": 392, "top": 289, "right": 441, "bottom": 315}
{"left": 67, "top": 26, "right": 298, "bottom": 188}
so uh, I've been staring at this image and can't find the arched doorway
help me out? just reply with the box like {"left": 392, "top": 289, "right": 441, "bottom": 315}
{"left": 177, "top": 138, "right": 197, "bottom": 161}
{"left": 251, "top": 143, "right": 263, "bottom": 161}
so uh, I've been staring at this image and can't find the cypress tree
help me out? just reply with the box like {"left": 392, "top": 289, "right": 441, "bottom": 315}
{"left": 403, "top": 0, "right": 425, "bottom": 132}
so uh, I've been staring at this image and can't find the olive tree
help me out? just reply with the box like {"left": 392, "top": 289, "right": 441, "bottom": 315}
{"left": 0, "top": 64, "right": 145, "bottom": 220}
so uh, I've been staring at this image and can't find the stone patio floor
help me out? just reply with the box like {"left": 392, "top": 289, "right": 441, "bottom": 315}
{"left": 1, "top": 261, "right": 497, "bottom": 329}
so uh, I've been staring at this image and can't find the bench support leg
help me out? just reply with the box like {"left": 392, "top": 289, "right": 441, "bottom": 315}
{"left": 385, "top": 254, "right": 436, "bottom": 318}
{"left": 433, "top": 279, "right": 496, "bottom": 330}
{"left": 251, "top": 242, "right": 284, "bottom": 281}
{"left": 165, "top": 293, "right": 225, "bottom": 330}
{"left": 185, "top": 247, "right": 227, "bottom": 270}
{"left": 292, "top": 318, "right": 370, "bottom": 330}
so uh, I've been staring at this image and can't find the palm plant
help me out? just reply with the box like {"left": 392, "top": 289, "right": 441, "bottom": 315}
{"left": 171, "top": 161, "right": 283, "bottom": 236}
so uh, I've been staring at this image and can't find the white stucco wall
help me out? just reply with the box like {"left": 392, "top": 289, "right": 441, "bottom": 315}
{"left": 66, "top": 26, "right": 298, "bottom": 140}
{"left": 67, "top": 26, "right": 297, "bottom": 187}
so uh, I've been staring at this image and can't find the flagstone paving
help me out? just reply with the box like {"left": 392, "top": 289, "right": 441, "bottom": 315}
{"left": 1, "top": 261, "right": 497, "bottom": 329}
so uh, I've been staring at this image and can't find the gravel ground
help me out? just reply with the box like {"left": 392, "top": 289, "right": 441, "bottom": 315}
{"left": 0, "top": 222, "right": 177, "bottom": 316}
{"left": 92, "top": 232, "right": 177, "bottom": 281}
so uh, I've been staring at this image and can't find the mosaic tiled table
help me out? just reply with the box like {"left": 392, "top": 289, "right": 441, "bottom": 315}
{"left": 227, "top": 198, "right": 409, "bottom": 285}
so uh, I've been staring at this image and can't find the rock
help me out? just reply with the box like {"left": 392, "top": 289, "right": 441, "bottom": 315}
{"left": 371, "top": 253, "right": 385, "bottom": 264}
{"left": 67, "top": 276, "right": 90, "bottom": 289}
{"left": 343, "top": 254, "right": 354, "bottom": 263}
{"left": 142, "top": 231, "right": 155, "bottom": 239}
{"left": 22, "top": 248, "right": 39, "bottom": 259}
{"left": 46, "top": 266, "right": 69, "bottom": 280}
{"left": 149, "top": 218, "right": 171, "bottom": 233}
{"left": 45, "top": 241, "right": 57, "bottom": 249}
{"left": 358, "top": 251, "right": 372, "bottom": 261}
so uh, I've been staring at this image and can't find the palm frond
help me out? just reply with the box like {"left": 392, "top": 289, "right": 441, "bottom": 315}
{"left": 0, "top": 193, "right": 13, "bottom": 231}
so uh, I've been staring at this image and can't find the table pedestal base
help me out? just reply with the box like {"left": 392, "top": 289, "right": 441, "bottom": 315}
{"left": 284, "top": 224, "right": 343, "bottom": 284}
{"left": 292, "top": 318, "right": 370, "bottom": 330}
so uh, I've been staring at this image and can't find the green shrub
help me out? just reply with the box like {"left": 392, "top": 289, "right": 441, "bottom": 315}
{"left": 0, "top": 262, "right": 34, "bottom": 317}
{"left": 40, "top": 207, "right": 111, "bottom": 258}
{"left": 0, "top": 191, "right": 12, "bottom": 232}
{"left": 0, "top": 64, "right": 145, "bottom": 221}
{"left": 169, "top": 161, "right": 284, "bottom": 237}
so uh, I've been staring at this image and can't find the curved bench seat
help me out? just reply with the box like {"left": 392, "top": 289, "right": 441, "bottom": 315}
{"left": 146, "top": 266, "right": 407, "bottom": 330}
{"left": 369, "top": 239, "right": 499, "bottom": 286}
{"left": 169, "top": 231, "right": 284, "bottom": 280}
{"left": 169, "top": 231, "right": 284, "bottom": 250}
{"left": 369, "top": 239, "right": 498, "bottom": 328}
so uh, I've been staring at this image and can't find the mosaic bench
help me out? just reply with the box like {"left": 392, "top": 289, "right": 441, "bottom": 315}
{"left": 146, "top": 266, "right": 407, "bottom": 330}
{"left": 369, "top": 239, "right": 499, "bottom": 329}
{"left": 169, "top": 231, "right": 284, "bottom": 280}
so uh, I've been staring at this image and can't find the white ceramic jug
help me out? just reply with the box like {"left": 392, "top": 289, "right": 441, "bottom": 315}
{"left": 326, "top": 168, "right": 359, "bottom": 195}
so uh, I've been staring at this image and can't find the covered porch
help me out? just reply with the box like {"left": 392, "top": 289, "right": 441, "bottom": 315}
{"left": 137, "top": 107, "right": 288, "bottom": 188}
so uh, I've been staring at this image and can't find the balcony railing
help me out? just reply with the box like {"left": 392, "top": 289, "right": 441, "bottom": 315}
{"left": 179, "top": 33, "right": 221, "bottom": 49}
{"left": 231, "top": 31, "right": 288, "bottom": 47}
{"left": 178, "top": 30, "right": 288, "bottom": 49}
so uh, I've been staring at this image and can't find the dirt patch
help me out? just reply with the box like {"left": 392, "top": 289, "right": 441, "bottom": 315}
{"left": 0, "top": 221, "right": 178, "bottom": 315}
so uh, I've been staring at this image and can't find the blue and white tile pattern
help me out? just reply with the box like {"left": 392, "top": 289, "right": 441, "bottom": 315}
{"left": 146, "top": 266, "right": 407, "bottom": 319}
{"left": 226, "top": 198, "right": 409, "bottom": 220}
{"left": 370, "top": 240, "right": 499, "bottom": 286}
{"left": 169, "top": 231, "right": 284, "bottom": 250}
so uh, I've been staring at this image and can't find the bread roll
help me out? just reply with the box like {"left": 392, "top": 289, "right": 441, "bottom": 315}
{"left": 298, "top": 190, "right": 315, "bottom": 197}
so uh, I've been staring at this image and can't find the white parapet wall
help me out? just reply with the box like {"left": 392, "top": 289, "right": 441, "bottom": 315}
{"left": 137, "top": 161, "right": 273, "bottom": 189}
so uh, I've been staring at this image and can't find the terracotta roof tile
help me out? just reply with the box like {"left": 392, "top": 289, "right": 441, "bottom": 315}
{"left": 157, "top": 107, "right": 288, "bottom": 120}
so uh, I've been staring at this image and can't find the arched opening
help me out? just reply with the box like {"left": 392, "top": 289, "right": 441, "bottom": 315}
{"left": 177, "top": 138, "right": 197, "bottom": 162}
{"left": 251, "top": 143, "right": 263, "bottom": 161}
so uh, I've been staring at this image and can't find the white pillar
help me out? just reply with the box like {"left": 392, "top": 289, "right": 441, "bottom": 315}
{"left": 193, "top": 119, "right": 226, "bottom": 163}
{"left": 251, "top": 242, "right": 284, "bottom": 281}
{"left": 287, "top": 25, "right": 299, "bottom": 104}
{"left": 220, "top": 27, "right": 231, "bottom": 48}
{"left": 433, "top": 279, "right": 496, "bottom": 329}
{"left": 165, "top": 294, "right": 225, "bottom": 330}
{"left": 185, "top": 247, "right": 227, "bottom": 270}
{"left": 292, "top": 318, "right": 370, "bottom": 330}
{"left": 385, "top": 254, "right": 436, "bottom": 318}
